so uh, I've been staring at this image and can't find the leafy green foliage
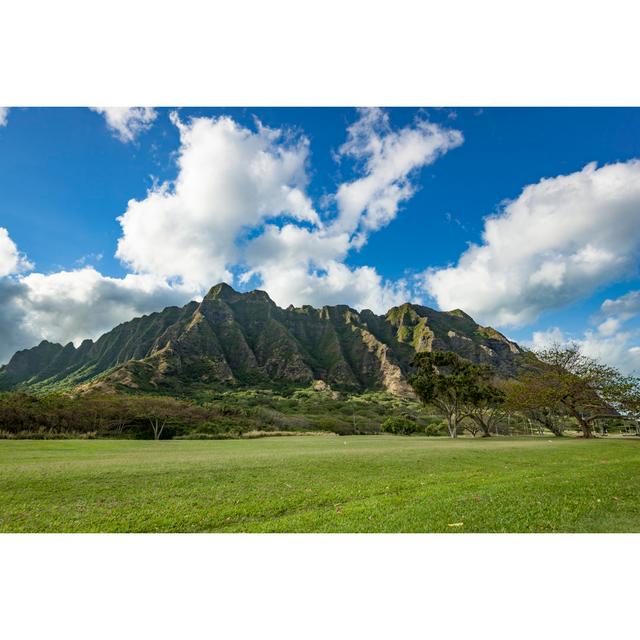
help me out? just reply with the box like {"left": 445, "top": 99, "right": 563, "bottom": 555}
{"left": 380, "top": 415, "right": 421, "bottom": 435}
{"left": 0, "top": 386, "right": 431, "bottom": 439}
{"left": 527, "top": 344, "right": 640, "bottom": 438}
{"left": 465, "top": 380, "right": 506, "bottom": 437}
{"left": 409, "top": 351, "right": 499, "bottom": 437}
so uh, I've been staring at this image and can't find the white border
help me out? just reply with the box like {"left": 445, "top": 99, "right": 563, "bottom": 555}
{"left": 0, "top": 534, "right": 637, "bottom": 639}
{"left": 1, "top": 0, "right": 639, "bottom": 106}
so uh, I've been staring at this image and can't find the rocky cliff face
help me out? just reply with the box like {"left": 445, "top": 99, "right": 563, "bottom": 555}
{"left": 0, "top": 283, "right": 526, "bottom": 395}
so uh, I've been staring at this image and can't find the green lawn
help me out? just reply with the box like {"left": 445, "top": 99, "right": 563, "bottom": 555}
{"left": 0, "top": 436, "right": 638, "bottom": 532}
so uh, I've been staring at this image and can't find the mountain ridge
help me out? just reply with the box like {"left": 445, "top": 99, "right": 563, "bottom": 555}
{"left": 0, "top": 283, "right": 527, "bottom": 395}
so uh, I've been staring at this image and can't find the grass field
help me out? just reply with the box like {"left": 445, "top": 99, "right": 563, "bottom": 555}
{"left": 0, "top": 436, "right": 638, "bottom": 532}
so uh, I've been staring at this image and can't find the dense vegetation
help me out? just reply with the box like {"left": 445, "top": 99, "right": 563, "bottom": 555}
{"left": 0, "top": 387, "right": 442, "bottom": 439}
{"left": 1, "top": 342, "right": 638, "bottom": 440}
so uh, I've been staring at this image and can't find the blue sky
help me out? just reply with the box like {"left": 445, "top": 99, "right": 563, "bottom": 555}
{"left": 1, "top": 106, "right": 640, "bottom": 371}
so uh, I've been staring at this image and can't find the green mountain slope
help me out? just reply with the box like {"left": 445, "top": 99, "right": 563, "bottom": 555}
{"left": 0, "top": 283, "right": 528, "bottom": 395}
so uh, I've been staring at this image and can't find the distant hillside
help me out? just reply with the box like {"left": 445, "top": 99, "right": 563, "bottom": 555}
{"left": 0, "top": 283, "right": 528, "bottom": 395}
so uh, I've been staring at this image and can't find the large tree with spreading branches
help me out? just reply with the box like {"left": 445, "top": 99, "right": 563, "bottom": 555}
{"left": 409, "top": 351, "right": 499, "bottom": 438}
{"left": 502, "top": 377, "right": 567, "bottom": 437}
{"left": 532, "top": 343, "right": 639, "bottom": 438}
{"left": 465, "top": 381, "right": 507, "bottom": 437}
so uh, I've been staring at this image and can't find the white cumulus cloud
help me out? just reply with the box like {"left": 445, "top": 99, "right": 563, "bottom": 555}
{"left": 579, "top": 330, "right": 640, "bottom": 375}
{"left": 334, "top": 107, "right": 463, "bottom": 240}
{"left": 0, "top": 266, "right": 196, "bottom": 365}
{"left": 0, "top": 228, "right": 196, "bottom": 364}
{"left": 90, "top": 107, "right": 157, "bottom": 143}
{"left": 116, "top": 112, "right": 318, "bottom": 291}
{"left": 0, "top": 108, "right": 9, "bottom": 127}
{"left": 0, "top": 227, "right": 33, "bottom": 277}
{"left": 423, "top": 160, "right": 640, "bottom": 326}
{"left": 16, "top": 268, "right": 194, "bottom": 347}
{"left": 243, "top": 108, "right": 462, "bottom": 311}
{"left": 246, "top": 253, "right": 413, "bottom": 312}
{"left": 115, "top": 109, "right": 461, "bottom": 312}
{"left": 601, "top": 289, "right": 640, "bottom": 321}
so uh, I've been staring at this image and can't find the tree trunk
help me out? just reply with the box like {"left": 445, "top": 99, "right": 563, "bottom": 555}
{"left": 469, "top": 411, "right": 492, "bottom": 437}
{"left": 150, "top": 417, "right": 165, "bottom": 440}
{"left": 575, "top": 415, "right": 593, "bottom": 439}
{"left": 534, "top": 412, "right": 563, "bottom": 436}
{"left": 562, "top": 403, "right": 593, "bottom": 438}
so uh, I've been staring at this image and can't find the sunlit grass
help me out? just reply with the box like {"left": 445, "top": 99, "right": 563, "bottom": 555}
{"left": 0, "top": 436, "right": 638, "bottom": 532}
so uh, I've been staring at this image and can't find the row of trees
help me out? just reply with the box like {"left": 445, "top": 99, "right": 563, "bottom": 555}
{"left": 408, "top": 345, "right": 640, "bottom": 438}
{"left": 0, "top": 393, "right": 217, "bottom": 439}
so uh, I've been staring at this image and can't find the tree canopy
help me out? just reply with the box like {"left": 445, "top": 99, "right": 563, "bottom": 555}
{"left": 529, "top": 344, "right": 640, "bottom": 438}
{"left": 409, "top": 351, "right": 501, "bottom": 437}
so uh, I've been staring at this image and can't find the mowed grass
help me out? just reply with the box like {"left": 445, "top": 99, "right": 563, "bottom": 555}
{"left": 0, "top": 436, "right": 638, "bottom": 532}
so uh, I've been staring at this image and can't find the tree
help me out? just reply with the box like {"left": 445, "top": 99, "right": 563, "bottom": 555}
{"left": 618, "top": 378, "right": 640, "bottom": 435}
{"left": 0, "top": 390, "right": 215, "bottom": 439}
{"left": 409, "top": 351, "right": 492, "bottom": 438}
{"left": 381, "top": 415, "right": 420, "bottom": 435}
{"left": 129, "top": 395, "right": 202, "bottom": 440}
{"left": 502, "top": 378, "right": 566, "bottom": 437}
{"left": 463, "top": 420, "right": 482, "bottom": 437}
{"left": 532, "top": 344, "right": 639, "bottom": 438}
{"left": 465, "top": 382, "right": 506, "bottom": 437}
